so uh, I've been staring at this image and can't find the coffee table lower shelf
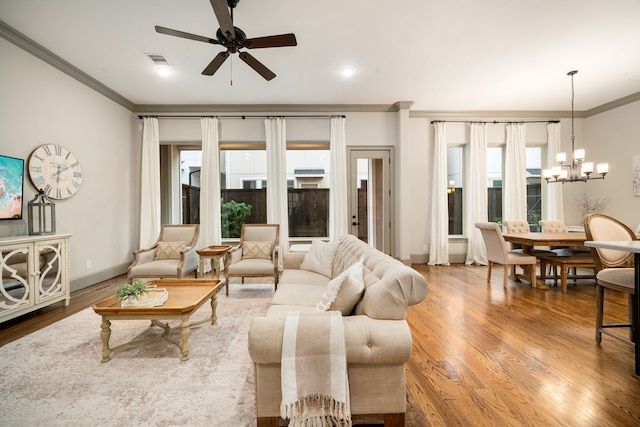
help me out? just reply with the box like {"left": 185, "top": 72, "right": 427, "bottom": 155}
{"left": 92, "top": 279, "right": 222, "bottom": 363}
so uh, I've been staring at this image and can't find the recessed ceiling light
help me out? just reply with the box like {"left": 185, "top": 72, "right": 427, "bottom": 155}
{"left": 156, "top": 65, "right": 173, "bottom": 76}
{"left": 341, "top": 67, "right": 355, "bottom": 77}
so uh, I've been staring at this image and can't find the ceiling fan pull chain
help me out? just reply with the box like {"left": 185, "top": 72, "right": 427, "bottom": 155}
{"left": 230, "top": 55, "right": 233, "bottom": 85}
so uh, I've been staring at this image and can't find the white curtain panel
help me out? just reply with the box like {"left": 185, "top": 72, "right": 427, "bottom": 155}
{"left": 545, "top": 122, "right": 565, "bottom": 221}
{"left": 503, "top": 123, "right": 527, "bottom": 222}
{"left": 428, "top": 122, "right": 450, "bottom": 265}
{"left": 265, "top": 118, "right": 289, "bottom": 260}
{"left": 465, "top": 123, "right": 488, "bottom": 265}
{"left": 199, "top": 117, "right": 222, "bottom": 260}
{"left": 139, "top": 117, "right": 161, "bottom": 248}
{"left": 329, "top": 116, "right": 348, "bottom": 240}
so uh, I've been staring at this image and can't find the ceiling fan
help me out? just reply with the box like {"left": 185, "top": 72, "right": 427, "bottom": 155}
{"left": 155, "top": 0, "right": 297, "bottom": 81}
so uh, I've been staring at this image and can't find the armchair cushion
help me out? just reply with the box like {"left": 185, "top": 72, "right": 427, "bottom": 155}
{"left": 241, "top": 242, "right": 273, "bottom": 260}
{"left": 317, "top": 259, "right": 365, "bottom": 315}
{"left": 154, "top": 241, "right": 186, "bottom": 260}
{"left": 300, "top": 239, "right": 340, "bottom": 278}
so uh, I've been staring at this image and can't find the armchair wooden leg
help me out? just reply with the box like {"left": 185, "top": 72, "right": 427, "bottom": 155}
{"left": 487, "top": 262, "right": 492, "bottom": 284}
{"left": 384, "top": 413, "right": 405, "bottom": 427}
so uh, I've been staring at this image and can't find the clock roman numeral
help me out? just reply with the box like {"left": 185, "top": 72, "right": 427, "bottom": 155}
{"left": 43, "top": 146, "right": 52, "bottom": 156}
{"left": 73, "top": 172, "right": 82, "bottom": 178}
{"left": 56, "top": 189, "right": 62, "bottom": 199}
{"left": 33, "top": 176, "right": 45, "bottom": 186}
{"left": 30, "top": 166, "right": 42, "bottom": 173}
{"left": 71, "top": 161, "right": 80, "bottom": 168}
{"left": 72, "top": 181, "right": 80, "bottom": 188}
{"left": 43, "top": 184, "right": 52, "bottom": 195}
{"left": 55, "top": 145, "right": 62, "bottom": 156}
{"left": 33, "top": 154, "right": 44, "bottom": 162}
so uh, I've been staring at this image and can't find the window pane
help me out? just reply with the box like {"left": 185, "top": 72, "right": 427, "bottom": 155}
{"left": 526, "top": 147, "right": 542, "bottom": 231}
{"left": 447, "top": 147, "right": 463, "bottom": 235}
{"left": 286, "top": 149, "right": 330, "bottom": 237}
{"left": 221, "top": 150, "right": 267, "bottom": 237}
{"left": 487, "top": 147, "right": 503, "bottom": 223}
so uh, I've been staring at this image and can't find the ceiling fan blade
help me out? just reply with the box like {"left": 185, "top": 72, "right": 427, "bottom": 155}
{"left": 245, "top": 33, "right": 297, "bottom": 49}
{"left": 210, "top": 0, "right": 235, "bottom": 39}
{"left": 238, "top": 52, "right": 276, "bottom": 81}
{"left": 155, "top": 26, "right": 219, "bottom": 45}
{"left": 202, "top": 51, "right": 230, "bottom": 75}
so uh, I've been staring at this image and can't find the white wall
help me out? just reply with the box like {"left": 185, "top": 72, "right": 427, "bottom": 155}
{"left": 0, "top": 38, "right": 138, "bottom": 290}
{"left": 565, "top": 100, "right": 640, "bottom": 228}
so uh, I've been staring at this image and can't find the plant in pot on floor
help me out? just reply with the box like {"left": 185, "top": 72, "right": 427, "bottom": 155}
{"left": 116, "top": 279, "right": 151, "bottom": 306}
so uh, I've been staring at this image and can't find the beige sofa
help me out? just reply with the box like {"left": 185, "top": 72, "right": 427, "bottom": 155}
{"left": 248, "top": 234, "right": 428, "bottom": 427}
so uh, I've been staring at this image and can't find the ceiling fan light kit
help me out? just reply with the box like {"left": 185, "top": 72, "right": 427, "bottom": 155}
{"left": 155, "top": 0, "right": 297, "bottom": 81}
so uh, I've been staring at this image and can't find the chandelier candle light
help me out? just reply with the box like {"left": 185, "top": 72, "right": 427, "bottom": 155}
{"left": 543, "top": 70, "right": 609, "bottom": 183}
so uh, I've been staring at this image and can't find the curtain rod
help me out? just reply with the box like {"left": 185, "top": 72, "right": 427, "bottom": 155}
{"left": 430, "top": 119, "right": 560, "bottom": 124}
{"left": 137, "top": 114, "right": 345, "bottom": 119}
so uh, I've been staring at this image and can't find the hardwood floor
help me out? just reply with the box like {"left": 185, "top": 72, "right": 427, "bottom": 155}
{"left": 407, "top": 264, "right": 640, "bottom": 426}
{"left": 1, "top": 266, "right": 639, "bottom": 426}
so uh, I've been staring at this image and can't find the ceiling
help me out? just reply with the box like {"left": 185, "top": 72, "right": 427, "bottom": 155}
{"left": 2, "top": 0, "right": 640, "bottom": 112}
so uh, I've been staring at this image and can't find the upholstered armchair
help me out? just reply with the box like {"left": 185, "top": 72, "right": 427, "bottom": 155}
{"left": 127, "top": 224, "right": 200, "bottom": 281}
{"left": 223, "top": 224, "right": 279, "bottom": 296}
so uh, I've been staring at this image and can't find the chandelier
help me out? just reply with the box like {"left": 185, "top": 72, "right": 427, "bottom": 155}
{"left": 543, "top": 70, "right": 608, "bottom": 183}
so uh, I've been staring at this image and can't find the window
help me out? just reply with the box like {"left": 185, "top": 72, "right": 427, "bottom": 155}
{"left": 286, "top": 148, "right": 330, "bottom": 238}
{"left": 447, "top": 147, "right": 463, "bottom": 235}
{"left": 487, "top": 147, "right": 503, "bottom": 224}
{"left": 179, "top": 144, "right": 331, "bottom": 239}
{"left": 526, "top": 147, "right": 542, "bottom": 231}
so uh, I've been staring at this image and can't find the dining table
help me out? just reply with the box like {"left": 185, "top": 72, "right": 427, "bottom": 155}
{"left": 502, "top": 232, "right": 590, "bottom": 289}
{"left": 584, "top": 240, "right": 640, "bottom": 377}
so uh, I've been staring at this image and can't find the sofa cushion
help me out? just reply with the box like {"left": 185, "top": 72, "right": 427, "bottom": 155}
{"left": 227, "top": 258, "right": 275, "bottom": 275}
{"left": 300, "top": 240, "right": 339, "bottom": 278}
{"left": 316, "top": 259, "right": 364, "bottom": 315}
{"left": 271, "top": 283, "right": 326, "bottom": 307}
{"left": 155, "top": 241, "right": 186, "bottom": 260}
{"left": 280, "top": 269, "right": 330, "bottom": 287}
{"left": 242, "top": 242, "right": 273, "bottom": 260}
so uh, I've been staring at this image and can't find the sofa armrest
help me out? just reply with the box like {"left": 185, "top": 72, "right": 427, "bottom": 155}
{"left": 248, "top": 315, "right": 413, "bottom": 365}
{"left": 282, "top": 252, "right": 305, "bottom": 269}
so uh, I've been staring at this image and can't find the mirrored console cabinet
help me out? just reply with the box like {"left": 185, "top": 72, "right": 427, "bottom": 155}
{"left": 0, "top": 234, "right": 71, "bottom": 323}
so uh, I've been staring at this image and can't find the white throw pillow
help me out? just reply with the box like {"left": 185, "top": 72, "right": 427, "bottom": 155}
{"left": 316, "top": 259, "right": 365, "bottom": 315}
{"left": 300, "top": 240, "right": 340, "bottom": 278}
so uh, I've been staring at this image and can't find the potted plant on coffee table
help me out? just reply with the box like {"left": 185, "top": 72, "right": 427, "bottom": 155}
{"left": 115, "top": 279, "right": 151, "bottom": 306}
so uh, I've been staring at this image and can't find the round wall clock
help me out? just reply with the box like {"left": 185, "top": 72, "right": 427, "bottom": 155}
{"left": 28, "top": 144, "right": 83, "bottom": 200}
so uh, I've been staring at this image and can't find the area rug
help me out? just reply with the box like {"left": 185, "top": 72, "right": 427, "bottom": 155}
{"left": 0, "top": 283, "right": 273, "bottom": 427}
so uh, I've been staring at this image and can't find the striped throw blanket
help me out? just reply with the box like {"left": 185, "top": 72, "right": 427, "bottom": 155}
{"left": 280, "top": 311, "right": 352, "bottom": 427}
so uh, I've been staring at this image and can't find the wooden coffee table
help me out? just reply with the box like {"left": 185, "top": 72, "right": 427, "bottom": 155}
{"left": 92, "top": 279, "right": 222, "bottom": 363}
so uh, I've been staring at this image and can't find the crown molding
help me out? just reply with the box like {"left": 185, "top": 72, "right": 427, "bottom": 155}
{"left": 0, "top": 20, "right": 134, "bottom": 111}
{"left": 585, "top": 91, "right": 640, "bottom": 117}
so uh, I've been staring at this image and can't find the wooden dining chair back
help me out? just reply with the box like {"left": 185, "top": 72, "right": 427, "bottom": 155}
{"left": 584, "top": 213, "right": 637, "bottom": 345}
{"left": 475, "top": 222, "right": 538, "bottom": 289}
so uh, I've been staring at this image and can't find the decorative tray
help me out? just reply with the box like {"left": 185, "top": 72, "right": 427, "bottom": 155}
{"left": 120, "top": 288, "right": 169, "bottom": 307}
{"left": 197, "top": 245, "right": 232, "bottom": 255}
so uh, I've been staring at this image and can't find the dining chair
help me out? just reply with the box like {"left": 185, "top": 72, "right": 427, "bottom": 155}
{"left": 223, "top": 223, "right": 280, "bottom": 296}
{"left": 539, "top": 219, "right": 593, "bottom": 285}
{"left": 503, "top": 220, "right": 556, "bottom": 277}
{"left": 584, "top": 214, "right": 637, "bottom": 345}
{"left": 475, "top": 222, "right": 538, "bottom": 289}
